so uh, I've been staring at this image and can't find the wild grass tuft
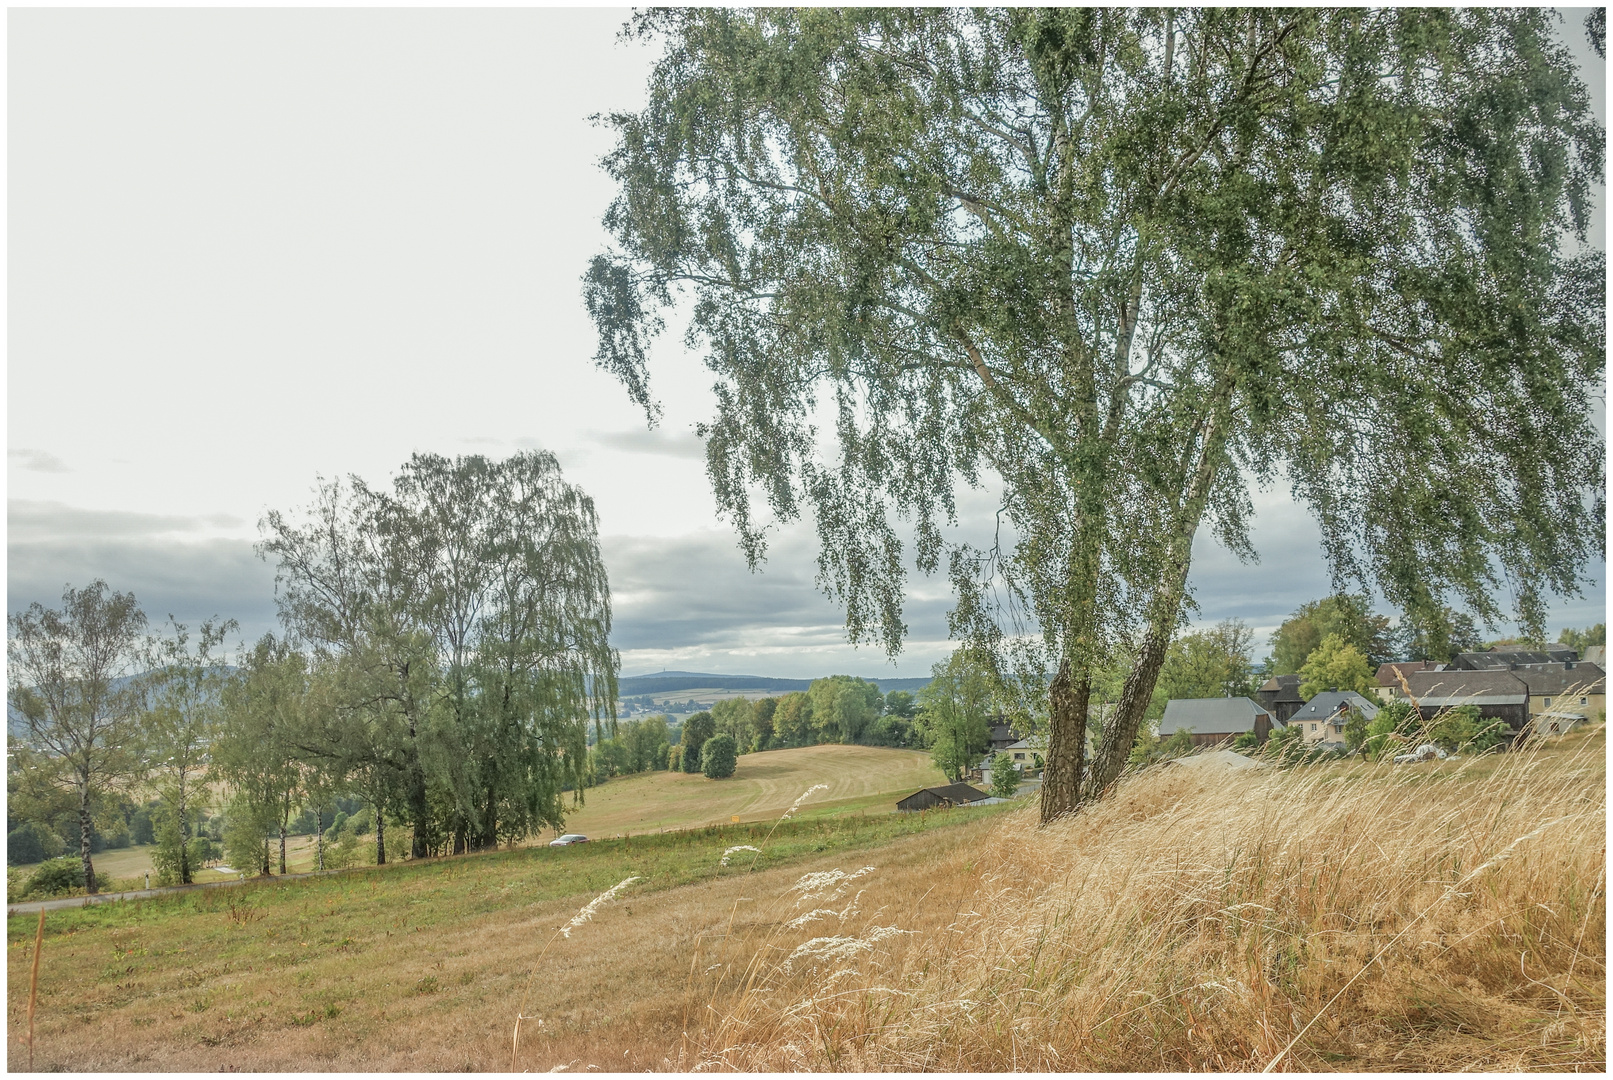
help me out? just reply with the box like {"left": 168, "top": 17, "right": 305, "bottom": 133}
{"left": 691, "top": 731, "right": 1607, "bottom": 1071}
{"left": 512, "top": 875, "right": 643, "bottom": 1067}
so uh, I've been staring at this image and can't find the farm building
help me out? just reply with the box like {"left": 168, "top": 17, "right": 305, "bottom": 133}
{"left": 1447, "top": 646, "right": 1577, "bottom": 670}
{"left": 1157, "top": 697, "right": 1275, "bottom": 747}
{"left": 895, "top": 783, "right": 991, "bottom": 813}
{"left": 1374, "top": 660, "right": 1444, "bottom": 702}
{"left": 1255, "top": 674, "right": 1305, "bottom": 725}
{"left": 1400, "top": 669, "right": 1530, "bottom": 731}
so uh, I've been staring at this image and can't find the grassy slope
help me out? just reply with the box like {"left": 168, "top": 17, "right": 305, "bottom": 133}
{"left": 8, "top": 745, "right": 946, "bottom": 895}
{"left": 564, "top": 744, "right": 947, "bottom": 837}
{"left": 15, "top": 734, "right": 1599, "bottom": 1072}
{"left": 5, "top": 798, "right": 1012, "bottom": 1071}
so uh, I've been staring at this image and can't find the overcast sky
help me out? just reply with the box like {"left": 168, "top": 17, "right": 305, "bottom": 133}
{"left": 8, "top": 8, "right": 1606, "bottom": 680}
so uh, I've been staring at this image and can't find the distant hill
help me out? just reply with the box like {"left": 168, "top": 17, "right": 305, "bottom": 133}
{"left": 618, "top": 670, "right": 932, "bottom": 697}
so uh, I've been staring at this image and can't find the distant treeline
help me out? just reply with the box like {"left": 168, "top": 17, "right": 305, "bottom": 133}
{"left": 590, "top": 675, "right": 926, "bottom": 780}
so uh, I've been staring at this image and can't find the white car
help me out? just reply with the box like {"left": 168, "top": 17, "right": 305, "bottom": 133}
{"left": 549, "top": 834, "right": 590, "bottom": 847}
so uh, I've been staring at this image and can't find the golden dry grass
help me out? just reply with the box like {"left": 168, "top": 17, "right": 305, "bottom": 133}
{"left": 10, "top": 732, "right": 1601, "bottom": 1072}
{"left": 692, "top": 728, "right": 1607, "bottom": 1071}
{"left": 4, "top": 811, "right": 1002, "bottom": 1071}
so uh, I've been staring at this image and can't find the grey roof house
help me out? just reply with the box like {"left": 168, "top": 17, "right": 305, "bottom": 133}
{"left": 1287, "top": 690, "right": 1379, "bottom": 745}
{"left": 1448, "top": 647, "right": 1577, "bottom": 670}
{"left": 1157, "top": 697, "right": 1275, "bottom": 747}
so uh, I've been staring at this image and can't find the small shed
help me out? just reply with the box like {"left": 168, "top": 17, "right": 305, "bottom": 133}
{"left": 896, "top": 783, "right": 992, "bottom": 813}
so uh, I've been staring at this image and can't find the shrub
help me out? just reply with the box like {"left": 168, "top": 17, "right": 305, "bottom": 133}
{"left": 1160, "top": 728, "right": 1196, "bottom": 759}
{"left": 350, "top": 807, "right": 374, "bottom": 835}
{"left": 189, "top": 835, "right": 217, "bottom": 866}
{"left": 324, "top": 832, "right": 362, "bottom": 870}
{"left": 25, "top": 856, "right": 95, "bottom": 898}
{"left": 1429, "top": 704, "right": 1480, "bottom": 753}
{"left": 1232, "top": 731, "right": 1258, "bottom": 751}
{"left": 383, "top": 821, "right": 411, "bottom": 863}
{"left": 1365, "top": 701, "right": 1418, "bottom": 760}
{"left": 989, "top": 754, "right": 1021, "bottom": 799}
{"left": 330, "top": 811, "right": 350, "bottom": 838}
{"left": 131, "top": 807, "right": 156, "bottom": 845}
{"left": 7, "top": 821, "right": 65, "bottom": 865}
{"left": 702, "top": 732, "right": 738, "bottom": 778}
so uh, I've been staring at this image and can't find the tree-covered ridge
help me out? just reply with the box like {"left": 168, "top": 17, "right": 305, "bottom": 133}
{"left": 589, "top": 6, "right": 1604, "bottom": 820}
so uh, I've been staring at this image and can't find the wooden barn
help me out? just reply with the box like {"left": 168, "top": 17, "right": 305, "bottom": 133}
{"left": 896, "top": 783, "right": 991, "bottom": 813}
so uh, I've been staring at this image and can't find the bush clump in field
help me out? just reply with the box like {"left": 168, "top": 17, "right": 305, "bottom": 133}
{"left": 694, "top": 732, "right": 1606, "bottom": 1072}
{"left": 25, "top": 856, "right": 97, "bottom": 898}
{"left": 7, "top": 821, "right": 65, "bottom": 865}
{"left": 701, "top": 733, "right": 737, "bottom": 779}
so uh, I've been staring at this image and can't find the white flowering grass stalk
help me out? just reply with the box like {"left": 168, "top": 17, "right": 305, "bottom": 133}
{"left": 513, "top": 876, "right": 644, "bottom": 1067}
{"left": 721, "top": 845, "right": 762, "bottom": 866}
{"left": 784, "top": 784, "right": 830, "bottom": 820}
{"left": 560, "top": 875, "right": 642, "bottom": 938}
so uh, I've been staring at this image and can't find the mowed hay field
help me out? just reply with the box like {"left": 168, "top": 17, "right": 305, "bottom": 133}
{"left": 562, "top": 744, "right": 948, "bottom": 837}
{"left": 4, "top": 797, "right": 1011, "bottom": 1071}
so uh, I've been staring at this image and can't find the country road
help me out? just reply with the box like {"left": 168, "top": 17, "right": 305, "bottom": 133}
{"left": 7, "top": 867, "right": 340, "bottom": 915}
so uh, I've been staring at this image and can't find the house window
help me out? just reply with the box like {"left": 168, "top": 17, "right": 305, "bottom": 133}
{"left": 1013, "top": 752, "right": 1025, "bottom": 761}
{"left": 1543, "top": 697, "right": 1552, "bottom": 707}
{"left": 1581, "top": 697, "right": 1589, "bottom": 705}
{"left": 1310, "top": 723, "right": 1317, "bottom": 733}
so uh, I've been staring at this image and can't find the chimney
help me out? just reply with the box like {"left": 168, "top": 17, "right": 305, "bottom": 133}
{"left": 1510, "top": 661, "right": 1518, "bottom": 670}
{"left": 1565, "top": 660, "right": 1576, "bottom": 670}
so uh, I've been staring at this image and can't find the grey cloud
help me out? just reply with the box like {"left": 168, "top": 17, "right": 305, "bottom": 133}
{"left": 8, "top": 500, "right": 279, "bottom": 642}
{"left": 589, "top": 427, "right": 706, "bottom": 460}
{"left": 602, "top": 527, "right": 954, "bottom": 656}
{"left": 9, "top": 500, "right": 216, "bottom": 543}
{"left": 1184, "top": 489, "right": 1606, "bottom": 645}
{"left": 9, "top": 448, "right": 69, "bottom": 473}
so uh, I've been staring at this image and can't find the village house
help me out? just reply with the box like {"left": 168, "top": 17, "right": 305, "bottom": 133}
{"left": 1509, "top": 661, "right": 1606, "bottom": 727}
{"left": 1400, "top": 669, "right": 1530, "bottom": 731}
{"left": 987, "top": 721, "right": 1022, "bottom": 752}
{"left": 1286, "top": 690, "right": 1380, "bottom": 746}
{"left": 1002, "top": 738, "right": 1039, "bottom": 770}
{"left": 1157, "top": 697, "right": 1276, "bottom": 748}
{"left": 1254, "top": 673, "right": 1305, "bottom": 725}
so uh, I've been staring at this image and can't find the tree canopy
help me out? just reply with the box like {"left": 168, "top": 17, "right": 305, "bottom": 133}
{"left": 1268, "top": 595, "right": 1396, "bottom": 674}
{"left": 590, "top": 7, "right": 1604, "bottom": 820}
{"left": 1297, "top": 633, "right": 1376, "bottom": 698}
{"left": 259, "top": 451, "right": 617, "bottom": 855}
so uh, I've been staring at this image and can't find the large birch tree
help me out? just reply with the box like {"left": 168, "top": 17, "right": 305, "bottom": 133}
{"left": 585, "top": 7, "right": 1605, "bottom": 821}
